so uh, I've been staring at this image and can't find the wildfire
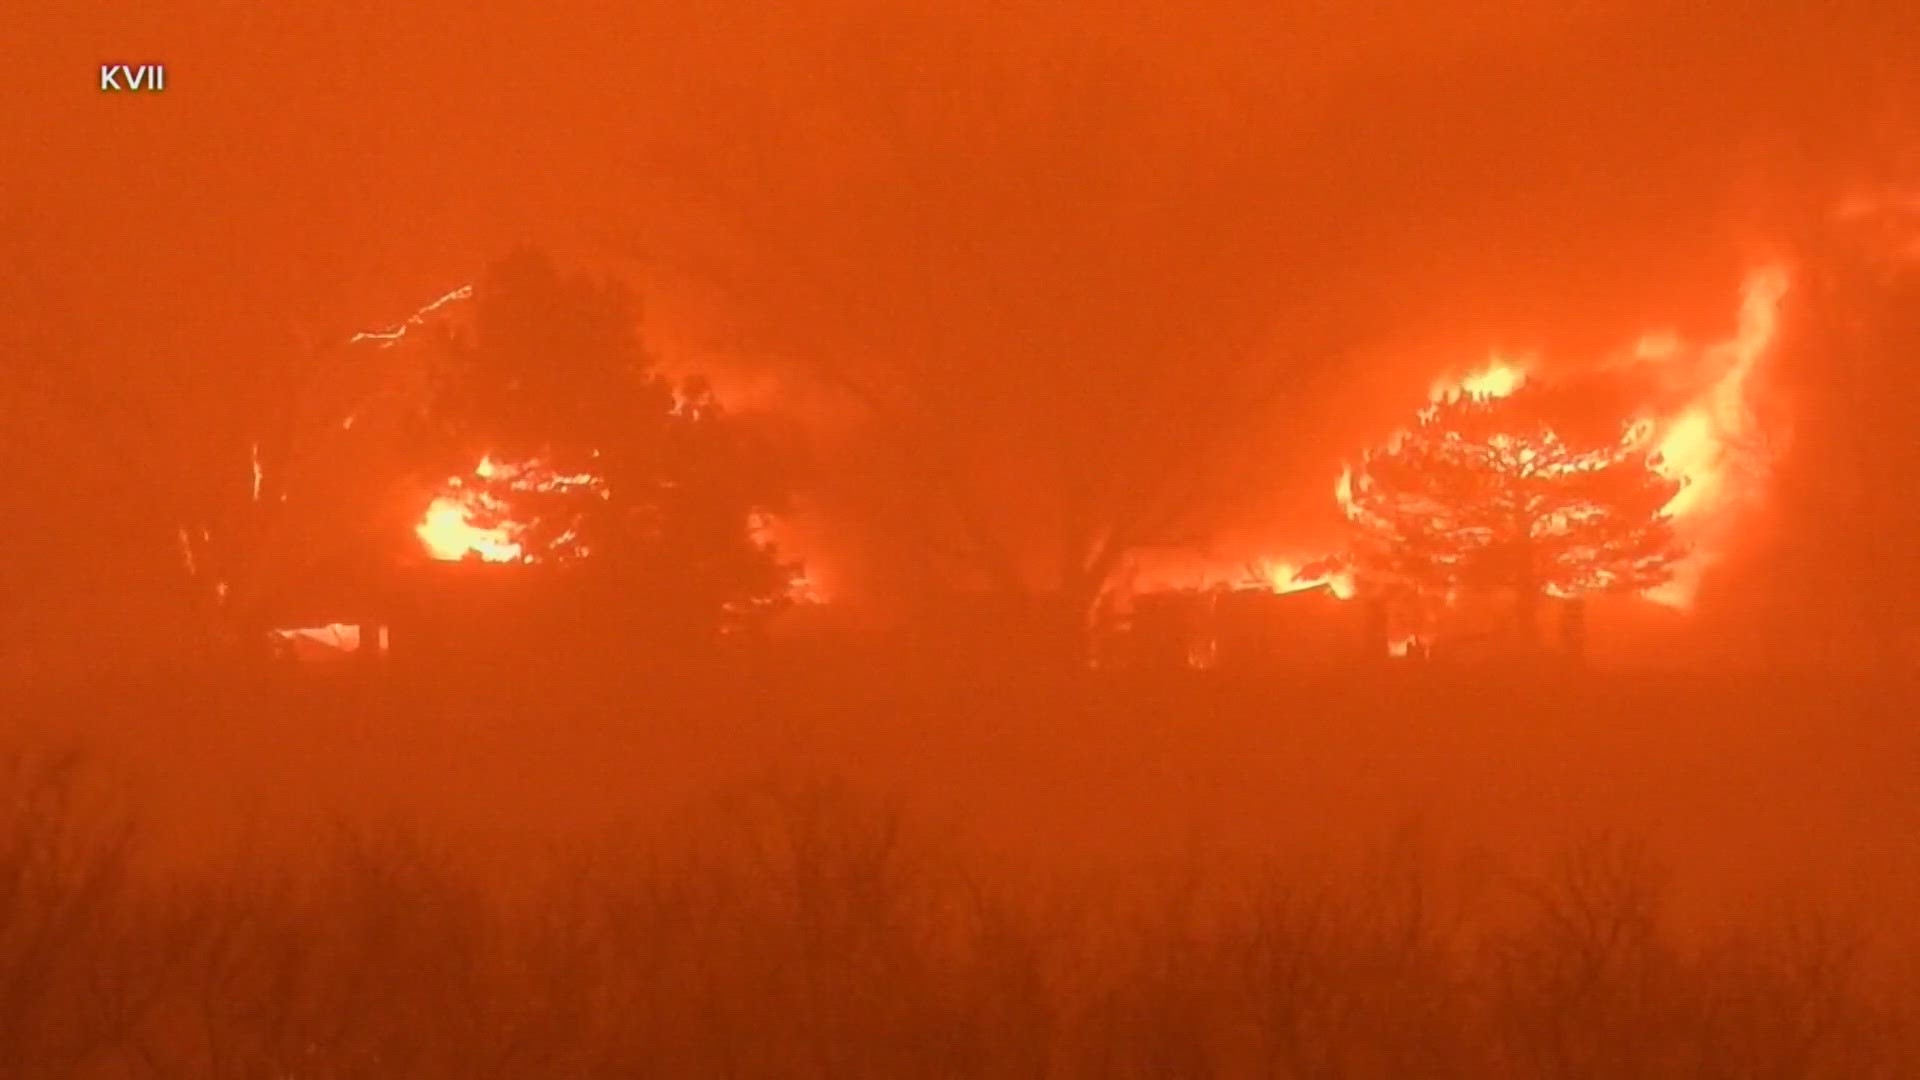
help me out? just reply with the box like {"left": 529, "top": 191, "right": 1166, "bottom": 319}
{"left": 1631, "top": 265, "right": 1790, "bottom": 607}
{"left": 1335, "top": 265, "right": 1789, "bottom": 610}
{"left": 415, "top": 453, "right": 608, "bottom": 564}
{"left": 1125, "top": 265, "right": 1790, "bottom": 650}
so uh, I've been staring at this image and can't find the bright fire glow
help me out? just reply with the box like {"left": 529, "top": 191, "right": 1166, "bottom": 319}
{"left": 1633, "top": 266, "right": 1790, "bottom": 607}
{"left": 415, "top": 453, "right": 607, "bottom": 564}
{"left": 417, "top": 498, "right": 524, "bottom": 563}
{"left": 1431, "top": 356, "right": 1530, "bottom": 404}
{"left": 1266, "top": 558, "right": 1357, "bottom": 600}
{"left": 269, "top": 623, "right": 365, "bottom": 653}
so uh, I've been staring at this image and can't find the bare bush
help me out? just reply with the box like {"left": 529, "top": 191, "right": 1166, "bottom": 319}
{"left": 0, "top": 753, "right": 1913, "bottom": 1078}
{"left": 0, "top": 747, "right": 153, "bottom": 1078}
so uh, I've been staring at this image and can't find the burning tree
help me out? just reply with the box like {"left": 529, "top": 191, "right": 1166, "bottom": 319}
{"left": 414, "top": 250, "right": 798, "bottom": 643}
{"left": 169, "top": 250, "right": 798, "bottom": 662}
{"left": 415, "top": 453, "right": 609, "bottom": 564}
{"left": 1341, "top": 372, "right": 1686, "bottom": 650}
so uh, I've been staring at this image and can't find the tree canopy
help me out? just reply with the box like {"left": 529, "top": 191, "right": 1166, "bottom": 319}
{"left": 174, "top": 250, "right": 796, "bottom": 657}
{"left": 422, "top": 250, "right": 798, "bottom": 641}
{"left": 1342, "top": 382, "right": 1685, "bottom": 621}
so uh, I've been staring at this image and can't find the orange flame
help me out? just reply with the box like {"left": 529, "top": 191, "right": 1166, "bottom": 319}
{"left": 1270, "top": 558, "right": 1357, "bottom": 600}
{"left": 1633, "top": 266, "right": 1790, "bottom": 607}
{"left": 1430, "top": 356, "right": 1530, "bottom": 404}
{"left": 415, "top": 453, "right": 607, "bottom": 564}
{"left": 417, "top": 498, "right": 525, "bottom": 563}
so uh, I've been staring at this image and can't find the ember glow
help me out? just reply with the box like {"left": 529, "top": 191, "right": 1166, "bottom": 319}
{"left": 175, "top": 525, "right": 198, "bottom": 580}
{"left": 416, "top": 453, "right": 608, "bottom": 564}
{"left": 347, "top": 284, "right": 474, "bottom": 349}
